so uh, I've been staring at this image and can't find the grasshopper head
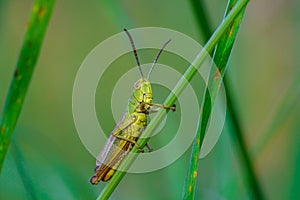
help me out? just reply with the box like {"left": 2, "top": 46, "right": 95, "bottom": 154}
{"left": 133, "top": 78, "right": 153, "bottom": 106}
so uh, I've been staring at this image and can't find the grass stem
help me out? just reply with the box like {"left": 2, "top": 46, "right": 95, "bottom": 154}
{"left": 184, "top": 0, "right": 265, "bottom": 199}
{"left": 0, "top": 0, "right": 55, "bottom": 172}
{"left": 11, "top": 140, "right": 37, "bottom": 199}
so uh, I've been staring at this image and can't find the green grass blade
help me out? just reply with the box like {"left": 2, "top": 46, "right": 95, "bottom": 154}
{"left": 225, "top": 80, "right": 265, "bottom": 199}
{"left": 182, "top": 0, "right": 264, "bottom": 199}
{"left": 11, "top": 140, "right": 37, "bottom": 199}
{"left": 0, "top": 0, "right": 55, "bottom": 172}
{"left": 97, "top": 1, "right": 249, "bottom": 199}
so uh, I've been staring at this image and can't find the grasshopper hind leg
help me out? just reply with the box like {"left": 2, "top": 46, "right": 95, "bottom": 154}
{"left": 113, "top": 134, "right": 145, "bottom": 152}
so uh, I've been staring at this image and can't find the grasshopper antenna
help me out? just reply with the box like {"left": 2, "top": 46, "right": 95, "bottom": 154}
{"left": 124, "top": 29, "right": 144, "bottom": 78}
{"left": 147, "top": 39, "right": 171, "bottom": 79}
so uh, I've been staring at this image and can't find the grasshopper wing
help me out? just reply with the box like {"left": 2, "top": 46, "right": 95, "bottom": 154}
{"left": 90, "top": 113, "right": 135, "bottom": 184}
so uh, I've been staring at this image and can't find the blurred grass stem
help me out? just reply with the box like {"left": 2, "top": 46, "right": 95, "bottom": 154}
{"left": 0, "top": 0, "right": 55, "bottom": 171}
{"left": 11, "top": 140, "right": 36, "bottom": 199}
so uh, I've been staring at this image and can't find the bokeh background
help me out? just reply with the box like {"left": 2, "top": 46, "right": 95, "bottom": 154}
{"left": 0, "top": 0, "right": 299, "bottom": 199}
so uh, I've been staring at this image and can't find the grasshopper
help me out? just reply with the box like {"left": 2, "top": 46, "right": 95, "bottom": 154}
{"left": 90, "top": 29, "right": 176, "bottom": 184}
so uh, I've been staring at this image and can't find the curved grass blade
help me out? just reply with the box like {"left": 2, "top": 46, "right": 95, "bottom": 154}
{"left": 0, "top": 0, "right": 55, "bottom": 172}
{"left": 97, "top": 1, "right": 250, "bottom": 199}
{"left": 182, "top": 0, "right": 263, "bottom": 199}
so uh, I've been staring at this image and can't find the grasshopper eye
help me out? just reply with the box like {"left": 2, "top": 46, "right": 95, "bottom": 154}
{"left": 134, "top": 81, "right": 140, "bottom": 90}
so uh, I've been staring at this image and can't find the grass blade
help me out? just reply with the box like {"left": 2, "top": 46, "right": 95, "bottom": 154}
{"left": 11, "top": 140, "right": 37, "bottom": 199}
{"left": 182, "top": 0, "right": 264, "bottom": 199}
{"left": 97, "top": 1, "right": 249, "bottom": 199}
{"left": 0, "top": 0, "right": 55, "bottom": 171}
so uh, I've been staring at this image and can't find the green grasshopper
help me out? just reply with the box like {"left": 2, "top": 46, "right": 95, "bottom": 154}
{"left": 90, "top": 29, "right": 176, "bottom": 184}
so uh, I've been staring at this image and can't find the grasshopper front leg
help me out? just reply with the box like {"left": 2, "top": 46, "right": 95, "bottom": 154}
{"left": 149, "top": 103, "right": 176, "bottom": 112}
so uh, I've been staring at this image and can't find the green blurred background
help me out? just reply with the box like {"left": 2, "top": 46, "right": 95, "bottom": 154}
{"left": 0, "top": 0, "right": 299, "bottom": 199}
